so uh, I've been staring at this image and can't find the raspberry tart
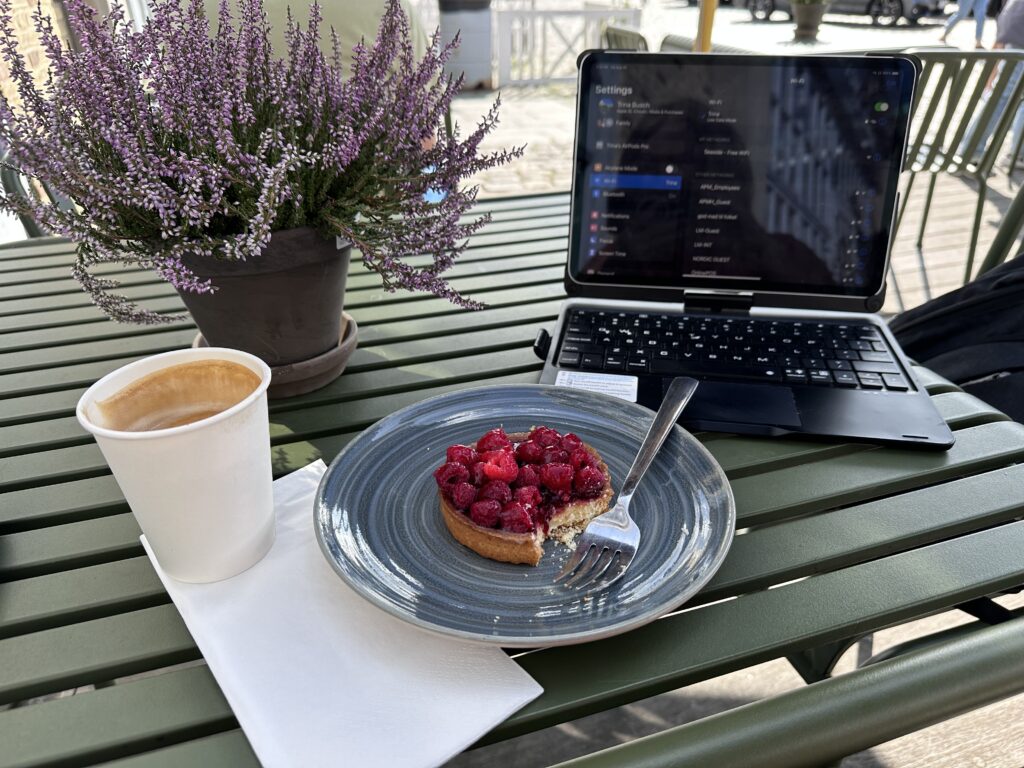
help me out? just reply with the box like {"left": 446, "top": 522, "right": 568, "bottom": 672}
{"left": 433, "top": 426, "right": 613, "bottom": 565}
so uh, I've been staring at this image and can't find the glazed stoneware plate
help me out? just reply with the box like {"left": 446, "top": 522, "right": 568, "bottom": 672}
{"left": 314, "top": 384, "right": 736, "bottom": 647}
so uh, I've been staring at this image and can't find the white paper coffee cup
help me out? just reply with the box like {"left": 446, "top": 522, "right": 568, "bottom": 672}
{"left": 77, "top": 347, "right": 275, "bottom": 583}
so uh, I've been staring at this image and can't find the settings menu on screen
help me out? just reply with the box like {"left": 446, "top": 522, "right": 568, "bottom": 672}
{"left": 573, "top": 56, "right": 911, "bottom": 296}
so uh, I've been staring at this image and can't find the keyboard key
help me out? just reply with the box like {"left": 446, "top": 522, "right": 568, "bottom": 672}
{"left": 835, "top": 349, "right": 860, "bottom": 360}
{"left": 809, "top": 369, "right": 833, "bottom": 384}
{"left": 626, "top": 356, "right": 649, "bottom": 373}
{"left": 604, "top": 356, "right": 625, "bottom": 371}
{"left": 827, "top": 359, "right": 853, "bottom": 371}
{"left": 563, "top": 334, "right": 592, "bottom": 344}
{"left": 848, "top": 340, "right": 874, "bottom": 351}
{"left": 858, "top": 351, "right": 893, "bottom": 363}
{"left": 832, "top": 370, "right": 858, "bottom": 387}
{"left": 852, "top": 361, "right": 899, "bottom": 374}
{"left": 650, "top": 358, "right": 782, "bottom": 381}
{"left": 882, "top": 373, "right": 910, "bottom": 391}
{"left": 871, "top": 342, "right": 888, "bottom": 353}
{"left": 558, "top": 351, "right": 580, "bottom": 367}
{"left": 784, "top": 368, "right": 808, "bottom": 383}
{"left": 581, "top": 353, "right": 603, "bottom": 369}
{"left": 857, "top": 373, "right": 884, "bottom": 389}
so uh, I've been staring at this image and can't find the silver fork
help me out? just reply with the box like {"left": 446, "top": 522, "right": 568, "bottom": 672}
{"left": 554, "top": 377, "right": 700, "bottom": 592}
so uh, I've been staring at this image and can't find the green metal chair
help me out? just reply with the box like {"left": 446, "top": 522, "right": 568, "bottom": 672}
{"left": 0, "top": 148, "right": 72, "bottom": 238}
{"left": 602, "top": 24, "right": 649, "bottom": 51}
{"left": 974, "top": 174, "right": 1024, "bottom": 276}
{"left": 658, "top": 34, "right": 749, "bottom": 54}
{"left": 894, "top": 49, "right": 1024, "bottom": 297}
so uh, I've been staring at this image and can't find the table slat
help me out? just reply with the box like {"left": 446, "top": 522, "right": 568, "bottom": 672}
{"left": 0, "top": 665, "right": 235, "bottom": 768}
{"left": 733, "top": 421, "right": 1024, "bottom": 526}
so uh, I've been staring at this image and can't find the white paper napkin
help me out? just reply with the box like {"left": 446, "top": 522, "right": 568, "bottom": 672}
{"left": 142, "top": 460, "right": 543, "bottom": 768}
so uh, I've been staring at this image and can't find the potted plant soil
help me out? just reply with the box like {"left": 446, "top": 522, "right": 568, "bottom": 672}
{"left": 0, "top": 0, "right": 521, "bottom": 396}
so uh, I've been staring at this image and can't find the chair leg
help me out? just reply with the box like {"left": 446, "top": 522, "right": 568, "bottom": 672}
{"left": 888, "top": 262, "right": 906, "bottom": 313}
{"left": 893, "top": 171, "right": 917, "bottom": 235}
{"left": 916, "top": 174, "right": 937, "bottom": 253}
{"left": 1009, "top": 129, "right": 1024, "bottom": 181}
{"left": 976, "top": 177, "right": 1024, "bottom": 277}
{"left": 964, "top": 180, "right": 988, "bottom": 284}
{"left": 914, "top": 174, "right": 938, "bottom": 301}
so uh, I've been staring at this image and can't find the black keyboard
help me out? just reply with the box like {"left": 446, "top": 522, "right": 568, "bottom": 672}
{"left": 556, "top": 308, "right": 912, "bottom": 391}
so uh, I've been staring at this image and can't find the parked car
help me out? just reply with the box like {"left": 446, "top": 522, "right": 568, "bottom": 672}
{"left": 744, "top": 0, "right": 944, "bottom": 25}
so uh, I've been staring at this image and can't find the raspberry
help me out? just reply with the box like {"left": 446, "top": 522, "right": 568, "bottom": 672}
{"left": 514, "top": 464, "right": 541, "bottom": 487}
{"left": 569, "top": 448, "right": 593, "bottom": 470}
{"left": 449, "top": 482, "right": 478, "bottom": 510}
{"left": 500, "top": 502, "right": 534, "bottom": 533}
{"left": 560, "top": 433, "right": 583, "bottom": 451}
{"left": 469, "top": 461, "right": 488, "bottom": 486}
{"left": 481, "top": 449, "right": 519, "bottom": 483}
{"left": 515, "top": 440, "right": 544, "bottom": 464}
{"left": 574, "top": 466, "right": 606, "bottom": 497}
{"left": 477, "top": 428, "right": 512, "bottom": 452}
{"left": 446, "top": 444, "right": 479, "bottom": 467}
{"left": 513, "top": 485, "right": 543, "bottom": 508}
{"left": 535, "top": 504, "right": 557, "bottom": 526}
{"left": 434, "top": 462, "right": 469, "bottom": 489}
{"left": 469, "top": 499, "right": 501, "bottom": 528}
{"left": 540, "top": 462, "right": 574, "bottom": 493}
{"left": 479, "top": 480, "right": 513, "bottom": 504}
{"left": 542, "top": 448, "right": 570, "bottom": 465}
{"left": 530, "top": 426, "right": 561, "bottom": 448}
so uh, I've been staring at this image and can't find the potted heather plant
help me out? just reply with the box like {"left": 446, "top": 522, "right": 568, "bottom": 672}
{"left": 0, "top": 0, "right": 521, "bottom": 395}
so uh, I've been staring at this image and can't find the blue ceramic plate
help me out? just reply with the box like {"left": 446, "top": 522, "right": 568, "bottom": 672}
{"left": 314, "top": 384, "right": 735, "bottom": 647}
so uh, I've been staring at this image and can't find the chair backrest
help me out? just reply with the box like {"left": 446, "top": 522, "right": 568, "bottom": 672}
{"left": 602, "top": 25, "right": 649, "bottom": 52}
{"left": 0, "top": 148, "right": 71, "bottom": 238}
{"left": 901, "top": 48, "right": 1024, "bottom": 178}
{"left": 659, "top": 34, "right": 749, "bottom": 54}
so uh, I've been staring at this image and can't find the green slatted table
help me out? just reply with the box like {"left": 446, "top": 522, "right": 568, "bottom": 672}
{"left": 3, "top": 192, "right": 1024, "bottom": 768}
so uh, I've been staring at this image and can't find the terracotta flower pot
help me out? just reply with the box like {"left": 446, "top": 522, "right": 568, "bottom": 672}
{"left": 178, "top": 227, "right": 357, "bottom": 397}
{"left": 792, "top": 2, "right": 828, "bottom": 41}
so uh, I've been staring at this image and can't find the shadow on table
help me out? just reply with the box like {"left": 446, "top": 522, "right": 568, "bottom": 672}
{"left": 442, "top": 689, "right": 892, "bottom": 768}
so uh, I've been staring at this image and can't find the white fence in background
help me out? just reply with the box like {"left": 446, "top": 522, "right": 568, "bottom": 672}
{"left": 493, "top": 3, "right": 642, "bottom": 86}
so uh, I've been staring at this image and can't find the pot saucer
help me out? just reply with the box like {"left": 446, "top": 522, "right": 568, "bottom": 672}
{"left": 193, "top": 312, "right": 358, "bottom": 399}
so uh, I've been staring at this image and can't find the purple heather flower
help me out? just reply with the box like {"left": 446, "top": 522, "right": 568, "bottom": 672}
{"left": 0, "top": 0, "right": 523, "bottom": 323}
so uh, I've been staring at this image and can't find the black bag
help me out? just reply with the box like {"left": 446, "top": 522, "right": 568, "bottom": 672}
{"left": 889, "top": 255, "right": 1024, "bottom": 423}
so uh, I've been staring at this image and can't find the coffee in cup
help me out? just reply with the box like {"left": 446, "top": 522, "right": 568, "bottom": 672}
{"left": 93, "top": 360, "right": 262, "bottom": 432}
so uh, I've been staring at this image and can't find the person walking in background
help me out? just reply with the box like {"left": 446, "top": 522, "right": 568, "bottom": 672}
{"left": 956, "top": 0, "right": 1024, "bottom": 165}
{"left": 940, "top": 0, "right": 991, "bottom": 48}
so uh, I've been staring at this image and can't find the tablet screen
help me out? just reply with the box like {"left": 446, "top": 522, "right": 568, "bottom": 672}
{"left": 568, "top": 53, "right": 915, "bottom": 299}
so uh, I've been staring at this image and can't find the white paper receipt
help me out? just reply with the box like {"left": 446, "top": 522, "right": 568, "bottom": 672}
{"left": 554, "top": 370, "right": 639, "bottom": 402}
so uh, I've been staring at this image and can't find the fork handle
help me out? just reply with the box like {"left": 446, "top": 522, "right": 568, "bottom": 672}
{"left": 618, "top": 377, "right": 699, "bottom": 503}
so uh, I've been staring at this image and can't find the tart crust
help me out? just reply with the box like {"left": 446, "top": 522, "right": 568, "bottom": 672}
{"left": 439, "top": 432, "right": 614, "bottom": 566}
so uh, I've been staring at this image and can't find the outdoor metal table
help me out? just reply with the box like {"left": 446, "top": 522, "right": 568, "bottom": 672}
{"left": 2, "top": 192, "right": 1024, "bottom": 768}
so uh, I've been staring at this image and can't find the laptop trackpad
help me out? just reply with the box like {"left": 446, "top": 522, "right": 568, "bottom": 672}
{"left": 667, "top": 380, "right": 802, "bottom": 428}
